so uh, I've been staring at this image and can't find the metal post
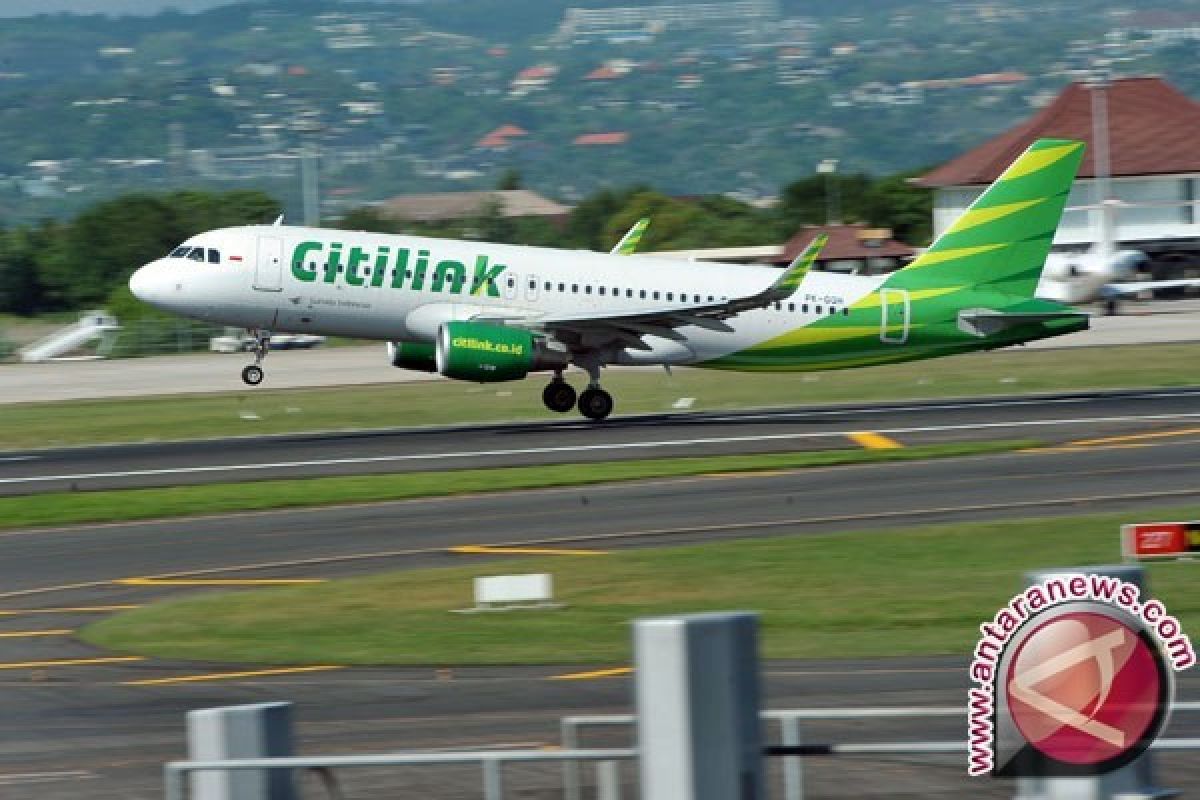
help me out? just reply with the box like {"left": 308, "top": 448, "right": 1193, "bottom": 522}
{"left": 635, "top": 611, "right": 764, "bottom": 800}
{"left": 562, "top": 718, "right": 582, "bottom": 800}
{"left": 482, "top": 758, "right": 503, "bottom": 800}
{"left": 595, "top": 760, "right": 621, "bottom": 800}
{"left": 165, "top": 764, "right": 187, "bottom": 800}
{"left": 186, "top": 702, "right": 295, "bottom": 800}
{"left": 780, "top": 715, "right": 803, "bottom": 800}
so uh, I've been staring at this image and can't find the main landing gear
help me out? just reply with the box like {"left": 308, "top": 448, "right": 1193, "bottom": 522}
{"left": 542, "top": 376, "right": 577, "bottom": 413}
{"left": 241, "top": 329, "right": 269, "bottom": 386}
{"left": 542, "top": 367, "right": 614, "bottom": 421}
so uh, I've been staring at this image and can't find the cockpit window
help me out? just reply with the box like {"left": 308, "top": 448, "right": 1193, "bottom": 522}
{"left": 207, "top": 249, "right": 220, "bottom": 264}
{"left": 169, "top": 246, "right": 190, "bottom": 258}
{"left": 187, "top": 247, "right": 205, "bottom": 261}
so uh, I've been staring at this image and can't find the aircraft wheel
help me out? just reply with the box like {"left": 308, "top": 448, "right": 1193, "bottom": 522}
{"left": 241, "top": 365, "right": 264, "bottom": 386}
{"left": 578, "top": 387, "right": 614, "bottom": 421}
{"left": 542, "top": 381, "right": 577, "bottom": 413}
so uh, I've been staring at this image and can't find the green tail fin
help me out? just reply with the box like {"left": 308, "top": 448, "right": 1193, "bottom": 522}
{"left": 885, "top": 138, "right": 1085, "bottom": 297}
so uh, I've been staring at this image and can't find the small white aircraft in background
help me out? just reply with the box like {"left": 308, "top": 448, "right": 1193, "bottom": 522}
{"left": 1037, "top": 248, "right": 1200, "bottom": 313}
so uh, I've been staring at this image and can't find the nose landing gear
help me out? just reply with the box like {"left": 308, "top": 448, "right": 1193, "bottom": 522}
{"left": 241, "top": 330, "right": 270, "bottom": 386}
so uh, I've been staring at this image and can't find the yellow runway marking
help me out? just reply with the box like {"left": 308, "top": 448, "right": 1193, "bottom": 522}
{"left": 0, "top": 656, "right": 144, "bottom": 670}
{"left": 0, "top": 605, "right": 139, "bottom": 616}
{"left": 847, "top": 432, "right": 903, "bottom": 450}
{"left": 115, "top": 577, "right": 325, "bottom": 587}
{"left": 1069, "top": 427, "right": 1200, "bottom": 448}
{"left": 703, "top": 470, "right": 789, "bottom": 479}
{"left": 123, "top": 665, "right": 343, "bottom": 686}
{"left": 0, "top": 629, "right": 72, "bottom": 638}
{"left": 549, "top": 666, "right": 633, "bottom": 681}
{"left": 450, "top": 545, "right": 607, "bottom": 556}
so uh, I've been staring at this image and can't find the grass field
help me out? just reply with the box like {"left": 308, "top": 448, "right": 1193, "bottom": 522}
{"left": 0, "top": 440, "right": 1028, "bottom": 530}
{"left": 2, "top": 342, "right": 1198, "bottom": 450}
{"left": 82, "top": 504, "right": 1200, "bottom": 665}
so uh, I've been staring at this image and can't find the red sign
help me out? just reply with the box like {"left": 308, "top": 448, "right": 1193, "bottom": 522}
{"left": 1122, "top": 521, "right": 1200, "bottom": 560}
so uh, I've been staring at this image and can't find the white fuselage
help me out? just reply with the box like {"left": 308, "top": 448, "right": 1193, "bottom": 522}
{"left": 130, "top": 224, "right": 886, "bottom": 366}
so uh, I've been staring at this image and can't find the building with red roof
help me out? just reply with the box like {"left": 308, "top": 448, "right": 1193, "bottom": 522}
{"left": 917, "top": 76, "right": 1200, "bottom": 261}
{"left": 573, "top": 132, "right": 629, "bottom": 146}
{"left": 778, "top": 224, "right": 914, "bottom": 275}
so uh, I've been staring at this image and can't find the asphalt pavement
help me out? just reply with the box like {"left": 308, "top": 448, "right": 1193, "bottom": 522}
{"left": 1, "top": 408, "right": 1199, "bottom": 798}
{"left": 2, "top": 387, "right": 1200, "bottom": 494}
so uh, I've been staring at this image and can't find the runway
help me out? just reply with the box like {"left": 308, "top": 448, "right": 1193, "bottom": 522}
{"left": 2, "top": 387, "right": 1200, "bottom": 494}
{"left": 2, "top": 419, "right": 1200, "bottom": 796}
{"left": 2, "top": 388, "right": 1199, "bottom": 798}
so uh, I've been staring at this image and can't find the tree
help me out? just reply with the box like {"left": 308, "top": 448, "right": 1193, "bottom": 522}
{"left": 0, "top": 226, "right": 47, "bottom": 314}
{"left": 495, "top": 168, "right": 523, "bottom": 191}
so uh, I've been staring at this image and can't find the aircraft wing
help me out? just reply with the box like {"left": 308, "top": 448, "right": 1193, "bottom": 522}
{"left": 483, "top": 235, "right": 828, "bottom": 349}
{"left": 1101, "top": 278, "right": 1200, "bottom": 298}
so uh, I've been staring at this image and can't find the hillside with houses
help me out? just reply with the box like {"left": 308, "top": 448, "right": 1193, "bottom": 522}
{"left": 0, "top": 0, "right": 1198, "bottom": 224}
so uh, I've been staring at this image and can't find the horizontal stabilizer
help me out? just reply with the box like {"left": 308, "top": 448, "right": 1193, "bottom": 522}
{"left": 958, "top": 309, "right": 1088, "bottom": 338}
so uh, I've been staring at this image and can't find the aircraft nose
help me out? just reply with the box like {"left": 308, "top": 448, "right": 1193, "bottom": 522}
{"left": 129, "top": 260, "right": 171, "bottom": 307}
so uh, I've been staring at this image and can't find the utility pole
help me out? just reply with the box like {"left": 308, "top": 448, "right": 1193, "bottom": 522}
{"left": 1089, "top": 72, "right": 1113, "bottom": 261}
{"left": 293, "top": 116, "right": 322, "bottom": 227}
{"left": 817, "top": 158, "right": 840, "bottom": 225}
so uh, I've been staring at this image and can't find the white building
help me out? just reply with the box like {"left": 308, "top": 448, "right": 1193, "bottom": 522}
{"left": 916, "top": 77, "right": 1200, "bottom": 275}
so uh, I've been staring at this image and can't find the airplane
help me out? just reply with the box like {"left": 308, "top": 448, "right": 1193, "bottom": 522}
{"left": 129, "top": 138, "right": 1090, "bottom": 421}
{"left": 1037, "top": 248, "right": 1200, "bottom": 314}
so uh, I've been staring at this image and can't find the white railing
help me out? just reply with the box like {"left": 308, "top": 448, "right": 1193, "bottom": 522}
{"left": 164, "top": 747, "right": 636, "bottom": 800}
{"left": 562, "top": 702, "right": 1200, "bottom": 800}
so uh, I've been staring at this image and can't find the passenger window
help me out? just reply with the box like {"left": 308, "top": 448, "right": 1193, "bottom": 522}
{"left": 774, "top": 302, "right": 781, "bottom": 311}
{"left": 802, "top": 304, "right": 809, "bottom": 313}
{"left": 815, "top": 305, "right": 823, "bottom": 314}
{"left": 558, "top": 283, "right": 565, "bottom": 292}
{"left": 639, "top": 289, "right": 647, "bottom": 299}
{"left": 788, "top": 303, "right": 795, "bottom": 312}
{"left": 585, "top": 285, "right": 592, "bottom": 295}
{"left": 843, "top": 307, "right": 850, "bottom": 316}
{"left": 653, "top": 291, "right": 660, "bottom": 300}
{"left": 208, "top": 249, "right": 220, "bottom": 264}
{"left": 708, "top": 296, "right": 714, "bottom": 302}
{"left": 626, "top": 289, "right": 633, "bottom": 298}
{"left": 572, "top": 284, "right": 579, "bottom": 293}
{"left": 545, "top": 281, "right": 552, "bottom": 291}
{"left": 598, "top": 286, "right": 606, "bottom": 296}
{"left": 529, "top": 279, "right": 536, "bottom": 290}
{"left": 667, "top": 292, "right": 674, "bottom": 301}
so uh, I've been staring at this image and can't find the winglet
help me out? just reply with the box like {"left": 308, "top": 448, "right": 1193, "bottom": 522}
{"left": 771, "top": 233, "right": 827, "bottom": 297}
{"left": 611, "top": 217, "right": 650, "bottom": 255}
{"left": 720, "top": 233, "right": 828, "bottom": 315}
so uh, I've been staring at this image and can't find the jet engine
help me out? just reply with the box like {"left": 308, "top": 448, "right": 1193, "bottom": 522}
{"left": 387, "top": 341, "right": 437, "bottom": 372}
{"left": 435, "top": 321, "right": 567, "bottom": 382}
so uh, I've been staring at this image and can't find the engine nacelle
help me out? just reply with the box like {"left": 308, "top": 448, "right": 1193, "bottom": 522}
{"left": 435, "top": 321, "right": 567, "bottom": 382}
{"left": 387, "top": 341, "right": 437, "bottom": 372}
